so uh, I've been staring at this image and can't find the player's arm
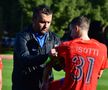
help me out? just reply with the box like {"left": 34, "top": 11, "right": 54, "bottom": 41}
{"left": 42, "top": 48, "right": 65, "bottom": 83}
{"left": 42, "top": 48, "right": 58, "bottom": 81}
{"left": 105, "top": 59, "right": 108, "bottom": 68}
{"left": 98, "top": 58, "right": 108, "bottom": 79}
{"left": 41, "top": 48, "right": 65, "bottom": 90}
{"left": 49, "top": 48, "right": 65, "bottom": 71}
{"left": 52, "top": 56, "right": 65, "bottom": 71}
{"left": 41, "top": 57, "right": 54, "bottom": 90}
{"left": 98, "top": 70, "right": 104, "bottom": 79}
{"left": 98, "top": 49, "right": 108, "bottom": 79}
{"left": 41, "top": 48, "right": 57, "bottom": 90}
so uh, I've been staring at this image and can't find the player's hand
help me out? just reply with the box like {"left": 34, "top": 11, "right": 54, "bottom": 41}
{"left": 49, "top": 48, "right": 58, "bottom": 57}
{"left": 98, "top": 70, "right": 103, "bottom": 79}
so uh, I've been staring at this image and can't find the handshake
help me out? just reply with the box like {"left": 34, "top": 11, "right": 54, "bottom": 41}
{"left": 49, "top": 48, "right": 58, "bottom": 57}
{"left": 41, "top": 48, "right": 59, "bottom": 68}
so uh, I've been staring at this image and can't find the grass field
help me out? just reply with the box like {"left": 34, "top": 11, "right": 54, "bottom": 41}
{"left": 2, "top": 59, "right": 108, "bottom": 90}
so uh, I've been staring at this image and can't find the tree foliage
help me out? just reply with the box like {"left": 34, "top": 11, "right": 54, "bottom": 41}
{"left": 1, "top": 0, "right": 108, "bottom": 37}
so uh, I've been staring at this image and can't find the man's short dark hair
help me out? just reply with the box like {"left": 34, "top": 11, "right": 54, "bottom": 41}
{"left": 32, "top": 4, "right": 53, "bottom": 19}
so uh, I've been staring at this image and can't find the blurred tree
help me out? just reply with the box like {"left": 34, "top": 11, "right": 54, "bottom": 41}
{"left": 0, "top": 0, "right": 108, "bottom": 37}
{"left": 0, "top": 0, "right": 22, "bottom": 36}
{"left": 88, "top": 0, "right": 108, "bottom": 25}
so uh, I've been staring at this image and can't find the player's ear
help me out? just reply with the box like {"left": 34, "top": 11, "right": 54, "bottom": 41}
{"left": 76, "top": 25, "right": 80, "bottom": 32}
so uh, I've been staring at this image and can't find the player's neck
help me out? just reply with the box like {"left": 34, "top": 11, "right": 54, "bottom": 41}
{"left": 80, "top": 35, "right": 90, "bottom": 40}
{"left": 79, "top": 30, "right": 90, "bottom": 40}
{"left": 80, "top": 37, "right": 90, "bottom": 40}
{"left": 80, "top": 33, "right": 90, "bottom": 40}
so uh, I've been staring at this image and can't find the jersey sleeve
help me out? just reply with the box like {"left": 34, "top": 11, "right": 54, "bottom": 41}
{"left": 101, "top": 58, "right": 108, "bottom": 69}
{"left": 105, "top": 60, "right": 108, "bottom": 68}
{"left": 56, "top": 42, "right": 67, "bottom": 58}
{"left": 100, "top": 45, "right": 108, "bottom": 69}
{"left": 56, "top": 42, "right": 69, "bottom": 72}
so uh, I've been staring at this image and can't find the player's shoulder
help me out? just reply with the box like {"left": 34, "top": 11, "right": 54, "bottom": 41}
{"left": 91, "top": 39, "right": 107, "bottom": 49}
{"left": 61, "top": 40, "right": 73, "bottom": 46}
{"left": 91, "top": 39, "right": 104, "bottom": 45}
{"left": 61, "top": 38, "right": 82, "bottom": 46}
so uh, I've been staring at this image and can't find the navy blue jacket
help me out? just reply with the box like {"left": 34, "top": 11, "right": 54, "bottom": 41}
{"left": 12, "top": 27, "right": 61, "bottom": 90}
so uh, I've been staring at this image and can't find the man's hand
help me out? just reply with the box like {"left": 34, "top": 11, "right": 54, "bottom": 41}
{"left": 49, "top": 48, "right": 58, "bottom": 57}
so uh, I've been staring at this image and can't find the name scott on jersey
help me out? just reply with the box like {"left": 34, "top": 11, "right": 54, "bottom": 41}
{"left": 75, "top": 46, "right": 99, "bottom": 56}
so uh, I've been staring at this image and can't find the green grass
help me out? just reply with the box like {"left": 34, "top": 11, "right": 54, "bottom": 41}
{"left": 2, "top": 60, "right": 13, "bottom": 90}
{"left": 2, "top": 60, "right": 108, "bottom": 90}
{"left": 97, "top": 70, "right": 108, "bottom": 90}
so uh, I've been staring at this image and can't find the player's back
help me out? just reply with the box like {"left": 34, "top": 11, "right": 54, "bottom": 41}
{"left": 59, "top": 38, "right": 107, "bottom": 90}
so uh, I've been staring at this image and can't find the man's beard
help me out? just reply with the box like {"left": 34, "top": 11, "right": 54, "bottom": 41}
{"left": 38, "top": 29, "right": 48, "bottom": 35}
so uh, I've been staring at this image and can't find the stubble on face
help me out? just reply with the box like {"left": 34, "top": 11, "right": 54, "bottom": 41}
{"left": 32, "top": 13, "right": 52, "bottom": 35}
